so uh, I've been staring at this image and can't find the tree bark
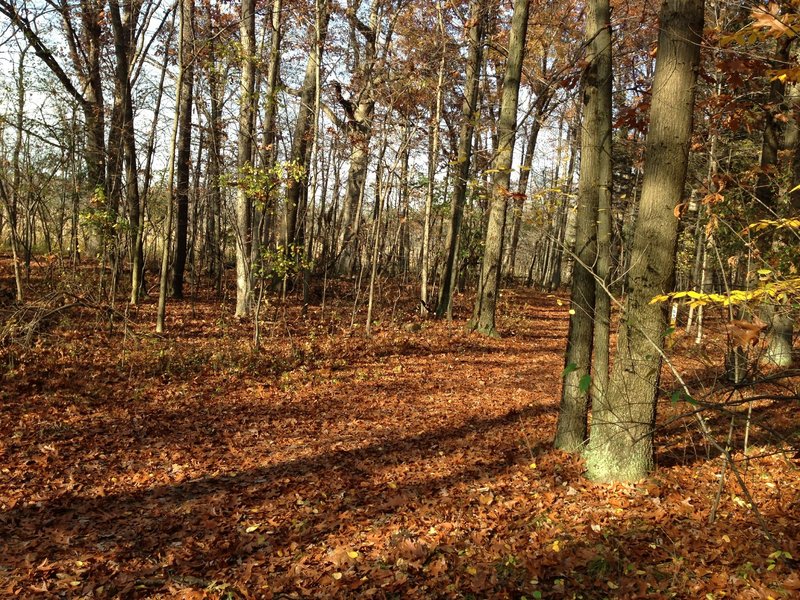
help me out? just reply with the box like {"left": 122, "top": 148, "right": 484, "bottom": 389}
{"left": 234, "top": 0, "right": 256, "bottom": 317}
{"left": 584, "top": 0, "right": 704, "bottom": 481}
{"left": 554, "top": 0, "right": 610, "bottom": 452}
{"left": 436, "top": 0, "right": 485, "bottom": 318}
{"left": 109, "top": 0, "right": 144, "bottom": 305}
{"left": 505, "top": 91, "right": 551, "bottom": 280}
{"left": 421, "top": 7, "right": 446, "bottom": 314}
{"left": 469, "top": 0, "right": 529, "bottom": 336}
{"left": 171, "top": 0, "right": 195, "bottom": 299}
{"left": 589, "top": 0, "right": 614, "bottom": 431}
{"left": 285, "top": 2, "right": 330, "bottom": 251}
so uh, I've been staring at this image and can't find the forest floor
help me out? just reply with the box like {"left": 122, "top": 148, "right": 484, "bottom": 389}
{"left": 1, "top": 259, "right": 799, "bottom": 599}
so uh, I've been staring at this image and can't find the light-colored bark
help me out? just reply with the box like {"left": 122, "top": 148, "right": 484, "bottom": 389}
{"left": 235, "top": 0, "right": 256, "bottom": 318}
{"left": 421, "top": 6, "right": 446, "bottom": 314}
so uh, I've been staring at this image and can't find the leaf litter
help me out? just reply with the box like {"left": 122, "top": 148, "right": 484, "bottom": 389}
{"left": 1, "top": 272, "right": 798, "bottom": 599}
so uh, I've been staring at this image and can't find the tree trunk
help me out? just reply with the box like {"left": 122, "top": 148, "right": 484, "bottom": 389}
{"left": 171, "top": 0, "right": 195, "bottom": 299}
{"left": 436, "top": 0, "right": 485, "bottom": 318}
{"left": 584, "top": 0, "right": 704, "bottom": 481}
{"left": 554, "top": 0, "right": 610, "bottom": 452}
{"left": 589, "top": 0, "right": 614, "bottom": 430}
{"left": 469, "top": 0, "right": 529, "bottom": 336}
{"left": 756, "top": 39, "right": 794, "bottom": 367}
{"left": 234, "top": 0, "right": 256, "bottom": 317}
{"left": 285, "top": 2, "right": 330, "bottom": 251}
{"left": 157, "top": 0, "right": 190, "bottom": 332}
{"left": 422, "top": 14, "right": 447, "bottom": 314}
{"left": 258, "top": 0, "right": 283, "bottom": 254}
{"left": 335, "top": 2, "right": 385, "bottom": 276}
{"left": 109, "top": 0, "right": 143, "bottom": 305}
{"left": 505, "top": 92, "right": 551, "bottom": 280}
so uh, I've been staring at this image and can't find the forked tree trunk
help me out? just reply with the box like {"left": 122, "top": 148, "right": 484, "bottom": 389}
{"left": 584, "top": 0, "right": 704, "bottom": 481}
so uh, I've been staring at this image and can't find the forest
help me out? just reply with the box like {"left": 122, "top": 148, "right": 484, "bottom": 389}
{"left": 0, "top": 0, "right": 799, "bottom": 597}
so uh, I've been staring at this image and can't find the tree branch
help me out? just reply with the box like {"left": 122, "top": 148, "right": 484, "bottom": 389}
{"left": 0, "top": 0, "right": 88, "bottom": 109}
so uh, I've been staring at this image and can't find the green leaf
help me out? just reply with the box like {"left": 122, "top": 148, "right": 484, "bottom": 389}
{"left": 671, "top": 390, "right": 698, "bottom": 405}
{"left": 579, "top": 374, "right": 591, "bottom": 394}
{"left": 562, "top": 363, "right": 578, "bottom": 378}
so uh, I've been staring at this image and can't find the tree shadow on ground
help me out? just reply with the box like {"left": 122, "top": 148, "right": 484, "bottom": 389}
{"left": 0, "top": 403, "right": 552, "bottom": 592}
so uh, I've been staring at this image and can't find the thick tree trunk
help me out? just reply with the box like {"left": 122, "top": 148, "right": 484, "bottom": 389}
{"left": 584, "top": 0, "right": 704, "bottom": 481}
{"left": 470, "top": 0, "right": 529, "bottom": 336}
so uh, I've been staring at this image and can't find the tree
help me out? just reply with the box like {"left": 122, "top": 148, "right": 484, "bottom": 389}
{"left": 234, "top": 0, "right": 256, "bottom": 318}
{"left": 285, "top": 1, "right": 331, "bottom": 254}
{"left": 554, "top": 0, "right": 612, "bottom": 452}
{"left": 584, "top": 0, "right": 704, "bottom": 482}
{"left": 108, "top": 0, "right": 145, "bottom": 304}
{"left": 436, "top": 0, "right": 486, "bottom": 319}
{"left": 171, "top": 0, "right": 195, "bottom": 299}
{"left": 469, "top": 0, "right": 530, "bottom": 336}
{"left": 334, "top": 1, "right": 385, "bottom": 276}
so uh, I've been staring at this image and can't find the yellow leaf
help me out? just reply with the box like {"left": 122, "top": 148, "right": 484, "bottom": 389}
{"left": 466, "top": 566, "right": 477, "bottom": 575}
{"left": 529, "top": 462, "right": 537, "bottom": 469}
{"left": 552, "top": 540, "right": 561, "bottom": 552}
{"left": 348, "top": 551, "right": 360, "bottom": 559}
{"left": 245, "top": 524, "right": 260, "bottom": 533}
{"left": 722, "top": 535, "right": 731, "bottom": 543}
{"left": 333, "top": 572, "right": 343, "bottom": 580}
{"left": 387, "top": 482, "right": 398, "bottom": 490}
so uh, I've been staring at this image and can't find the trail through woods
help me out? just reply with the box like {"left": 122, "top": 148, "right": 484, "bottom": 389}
{"left": 1, "top": 264, "right": 799, "bottom": 598}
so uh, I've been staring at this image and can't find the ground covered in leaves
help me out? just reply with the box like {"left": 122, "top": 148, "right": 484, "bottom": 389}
{"left": 1, "top": 262, "right": 799, "bottom": 599}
